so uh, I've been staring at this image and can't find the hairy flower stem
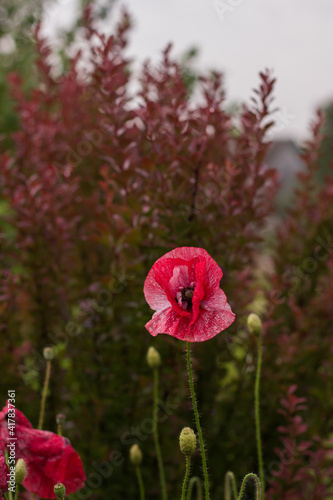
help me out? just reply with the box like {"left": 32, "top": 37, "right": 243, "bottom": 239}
{"left": 187, "top": 477, "right": 203, "bottom": 500}
{"left": 153, "top": 368, "right": 168, "bottom": 500}
{"left": 135, "top": 466, "right": 146, "bottom": 500}
{"left": 224, "top": 471, "right": 237, "bottom": 500}
{"left": 255, "top": 335, "right": 265, "bottom": 498}
{"left": 4, "top": 451, "right": 13, "bottom": 500}
{"left": 237, "top": 473, "right": 261, "bottom": 500}
{"left": 181, "top": 457, "right": 191, "bottom": 500}
{"left": 187, "top": 343, "right": 210, "bottom": 500}
{"left": 38, "top": 359, "right": 51, "bottom": 430}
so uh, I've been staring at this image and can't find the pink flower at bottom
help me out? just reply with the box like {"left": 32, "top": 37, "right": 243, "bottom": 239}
{"left": 0, "top": 451, "right": 9, "bottom": 497}
{"left": 0, "top": 406, "right": 86, "bottom": 499}
{"left": 144, "top": 247, "right": 235, "bottom": 342}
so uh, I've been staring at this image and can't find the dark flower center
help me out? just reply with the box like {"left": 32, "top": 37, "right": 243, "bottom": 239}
{"left": 176, "top": 286, "right": 195, "bottom": 312}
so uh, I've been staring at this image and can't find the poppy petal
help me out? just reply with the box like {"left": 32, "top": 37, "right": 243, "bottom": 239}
{"left": 144, "top": 247, "right": 235, "bottom": 342}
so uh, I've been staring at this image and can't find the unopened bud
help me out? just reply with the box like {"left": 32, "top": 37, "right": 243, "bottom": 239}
{"left": 43, "top": 347, "right": 55, "bottom": 360}
{"left": 146, "top": 346, "right": 161, "bottom": 369}
{"left": 15, "top": 458, "right": 26, "bottom": 485}
{"left": 129, "top": 444, "right": 143, "bottom": 466}
{"left": 54, "top": 483, "right": 66, "bottom": 498}
{"left": 179, "top": 427, "right": 196, "bottom": 456}
{"left": 247, "top": 313, "right": 263, "bottom": 336}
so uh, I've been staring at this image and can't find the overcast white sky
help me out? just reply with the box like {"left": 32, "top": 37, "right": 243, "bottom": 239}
{"left": 44, "top": 0, "right": 333, "bottom": 142}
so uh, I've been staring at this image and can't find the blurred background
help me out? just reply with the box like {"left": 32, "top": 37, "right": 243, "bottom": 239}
{"left": 1, "top": 1, "right": 333, "bottom": 499}
{"left": 40, "top": 0, "right": 333, "bottom": 140}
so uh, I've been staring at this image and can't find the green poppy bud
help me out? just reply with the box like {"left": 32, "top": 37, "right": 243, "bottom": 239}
{"left": 43, "top": 347, "right": 55, "bottom": 360}
{"left": 15, "top": 458, "right": 26, "bottom": 485}
{"left": 179, "top": 427, "right": 196, "bottom": 456}
{"left": 54, "top": 483, "right": 66, "bottom": 499}
{"left": 146, "top": 346, "right": 161, "bottom": 369}
{"left": 247, "top": 313, "right": 263, "bottom": 336}
{"left": 129, "top": 444, "right": 143, "bottom": 466}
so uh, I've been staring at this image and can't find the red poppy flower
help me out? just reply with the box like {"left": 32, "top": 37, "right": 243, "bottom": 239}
{"left": 0, "top": 406, "right": 85, "bottom": 499}
{"left": 144, "top": 247, "right": 235, "bottom": 342}
{"left": 0, "top": 451, "right": 9, "bottom": 497}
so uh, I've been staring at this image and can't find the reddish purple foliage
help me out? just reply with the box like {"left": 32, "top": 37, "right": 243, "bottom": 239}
{"left": 0, "top": 6, "right": 283, "bottom": 497}
{"left": 262, "top": 110, "right": 333, "bottom": 498}
{"left": 267, "top": 386, "right": 333, "bottom": 500}
{"left": 0, "top": 11, "right": 277, "bottom": 341}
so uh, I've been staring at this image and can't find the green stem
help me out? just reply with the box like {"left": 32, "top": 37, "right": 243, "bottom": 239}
{"left": 14, "top": 486, "right": 19, "bottom": 500}
{"left": 237, "top": 473, "right": 261, "bottom": 500}
{"left": 181, "top": 456, "right": 191, "bottom": 500}
{"left": 186, "top": 477, "right": 203, "bottom": 500}
{"left": 224, "top": 471, "right": 237, "bottom": 500}
{"left": 4, "top": 451, "right": 13, "bottom": 500}
{"left": 187, "top": 343, "right": 210, "bottom": 500}
{"left": 135, "top": 466, "right": 146, "bottom": 500}
{"left": 38, "top": 359, "right": 51, "bottom": 430}
{"left": 153, "top": 368, "right": 168, "bottom": 500}
{"left": 255, "top": 335, "right": 265, "bottom": 497}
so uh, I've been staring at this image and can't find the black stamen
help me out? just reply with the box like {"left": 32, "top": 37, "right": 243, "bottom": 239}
{"left": 181, "top": 286, "right": 195, "bottom": 312}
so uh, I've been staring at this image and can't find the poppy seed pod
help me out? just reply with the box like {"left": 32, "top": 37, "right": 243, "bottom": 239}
{"left": 146, "top": 346, "right": 161, "bottom": 368}
{"left": 15, "top": 458, "right": 26, "bottom": 485}
{"left": 179, "top": 427, "right": 196, "bottom": 456}
{"left": 247, "top": 313, "right": 263, "bottom": 336}
{"left": 129, "top": 444, "right": 143, "bottom": 466}
{"left": 54, "top": 483, "right": 66, "bottom": 498}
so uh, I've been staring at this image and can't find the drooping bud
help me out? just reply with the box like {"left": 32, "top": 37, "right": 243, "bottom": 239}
{"left": 129, "top": 444, "right": 143, "bottom": 466}
{"left": 54, "top": 483, "right": 66, "bottom": 499}
{"left": 179, "top": 427, "right": 196, "bottom": 456}
{"left": 146, "top": 346, "right": 161, "bottom": 369}
{"left": 15, "top": 458, "right": 26, "bottom": 485}
{"left": 43, "top": 347, "right": 55, "bottom": 360}
{"left": 247, "top": 313, "right": 263, "bottom": 336}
